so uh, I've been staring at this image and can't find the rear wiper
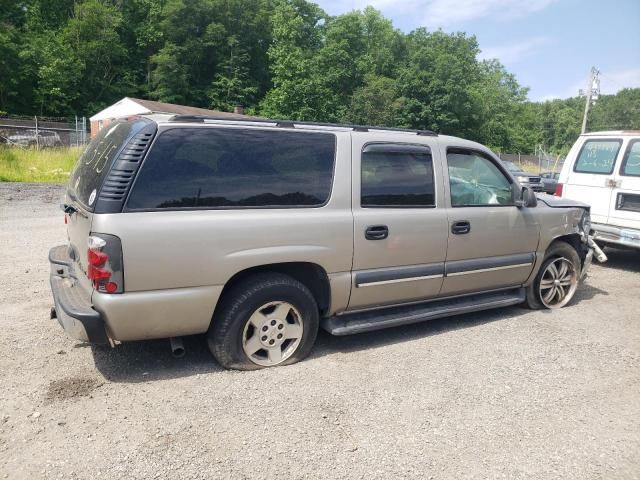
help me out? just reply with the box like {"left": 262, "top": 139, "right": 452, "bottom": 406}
{"left": 61, "top": 203, "right": 77, "bottom": 215}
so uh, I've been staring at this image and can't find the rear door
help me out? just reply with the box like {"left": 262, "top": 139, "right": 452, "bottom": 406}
{"left": 348, "top": 133, "right": 448, "bottom": 310}
{"left": 563, "top": 137, "right": 623, "bottom": 224}
{"left": 441, "top": 147, "right": 539, "bottom": 296}
{"left": 608, "top": 137, "right": 640, "bottom": 231}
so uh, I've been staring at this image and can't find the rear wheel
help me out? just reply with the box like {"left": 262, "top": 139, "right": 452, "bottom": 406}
{"left": 207, "top": 273, "right": 319, "bottom": 370}
{"left": 526, "top": 242, "right": 580, "bottom": 309}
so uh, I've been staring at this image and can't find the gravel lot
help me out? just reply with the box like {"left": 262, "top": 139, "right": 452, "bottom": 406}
{"left": 1, "top": 183, "right": 639, "bottom": 480}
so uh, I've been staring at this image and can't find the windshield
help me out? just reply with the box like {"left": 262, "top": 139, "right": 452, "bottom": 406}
{"left": 68, "top": 119, "right": 148, "bottom": 209}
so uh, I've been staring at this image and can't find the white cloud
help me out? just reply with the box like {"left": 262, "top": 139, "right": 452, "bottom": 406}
{"left": 316, "top": 0, "right": 559, "bottom": 28}
{"left": 421, "top": 0, "right": 559, "bottom": 28}
{"left": 599, "top": 68, "right": 640, "bottom": 94}
{"left": 479, "top": 36, "right": 549, "bottom": 65}
{"left": 536, "top": 68, "right": 640, "bottom": 101}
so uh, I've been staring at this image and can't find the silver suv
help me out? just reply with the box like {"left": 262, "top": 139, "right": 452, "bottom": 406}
{"left": 49, "top": 115, "right": 604, "bottom": 370}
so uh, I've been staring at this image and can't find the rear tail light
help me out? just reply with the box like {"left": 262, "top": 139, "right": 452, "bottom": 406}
{"left": 87, "top": 234, "right": 123, "bottom": 294}
{"left": 554, "top": 183, "right": 563, "bottom": 197}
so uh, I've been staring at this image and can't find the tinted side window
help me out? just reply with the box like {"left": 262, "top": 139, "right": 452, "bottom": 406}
{"left": 361, "top": 146, "right": 435, "bottom": 207}
{"left": 127, "top": 128, "right": 336, "bottom": 209}
{"left": 621, "top": 140, "right": 640, "bottom": 177}
{"left": 447, "top": 150, "right": 513, "bottom": 207}
{"left": 574, "top": 139, "right": 622, "bottom": 174}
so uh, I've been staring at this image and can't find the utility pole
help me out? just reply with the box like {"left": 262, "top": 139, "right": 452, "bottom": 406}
{"left": 581, "top": 66, "right": 600, "bottom": 134}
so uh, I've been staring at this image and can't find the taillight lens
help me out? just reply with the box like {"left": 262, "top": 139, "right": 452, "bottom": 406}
{"left": 554, "top": 183, "right": 563, "bottom": 197}
{"left": 87, "top": 235, "right": 122, "bottom": 294}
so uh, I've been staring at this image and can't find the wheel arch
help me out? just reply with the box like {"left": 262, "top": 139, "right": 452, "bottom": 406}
{"left": 211, "top": 262, "right": 332, "bottom": 327}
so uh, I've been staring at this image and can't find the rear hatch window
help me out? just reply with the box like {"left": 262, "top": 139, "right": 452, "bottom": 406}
{"left": 68, "top": 119, "right": 149, "bottom": 210}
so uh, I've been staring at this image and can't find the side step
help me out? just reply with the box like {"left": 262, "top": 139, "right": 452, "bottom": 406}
{"left": 322, "top": 288, "right": 525, "bottom": 335}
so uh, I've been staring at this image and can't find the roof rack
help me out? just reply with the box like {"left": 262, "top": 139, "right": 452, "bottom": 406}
{"left": 168, "top": 114, "right": 438, "bottom": 136}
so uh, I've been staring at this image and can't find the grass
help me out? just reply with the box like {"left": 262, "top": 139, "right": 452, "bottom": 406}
{"left": 0, "top": 146, "right": 81, "bottom": 183}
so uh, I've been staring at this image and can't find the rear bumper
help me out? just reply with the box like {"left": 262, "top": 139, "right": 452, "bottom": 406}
{"left": 49, "top": 245, "right": 110, "bottom": 344}
{"left": 592, "top": 223, "right": 640, "bottom": 249}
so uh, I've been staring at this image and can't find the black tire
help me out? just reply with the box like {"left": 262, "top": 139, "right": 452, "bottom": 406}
{"left": 525, "top": 241, "right": 581, "bottom": 310}
{"left": 207, "top": 273, "right": 319, "bottom": 370}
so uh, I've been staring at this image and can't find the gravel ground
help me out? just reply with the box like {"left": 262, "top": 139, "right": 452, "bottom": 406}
{"left": 1, "top": 183, "right": 639, "bottom": 480}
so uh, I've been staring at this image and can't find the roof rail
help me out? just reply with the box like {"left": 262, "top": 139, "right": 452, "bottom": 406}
{"left": 168, "top": 114, "right": 438, "bottom": 136}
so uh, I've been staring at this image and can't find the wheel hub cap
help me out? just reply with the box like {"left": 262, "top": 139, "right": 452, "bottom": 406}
{"left": 242, "top": 301, "right": 304, "bottom": 367}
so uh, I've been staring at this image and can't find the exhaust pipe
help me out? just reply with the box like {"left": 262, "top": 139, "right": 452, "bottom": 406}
{"left": 169, "top": 337, "right": 185, "bottom": 358}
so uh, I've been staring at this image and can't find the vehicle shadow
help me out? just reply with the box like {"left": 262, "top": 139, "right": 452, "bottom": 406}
{"left": 92, "top": 304, "right": 533, "bottom": 383}
{"left": 92, "top": 282, "right": 607, "bottom": 383}
{"left": 311, "top": 305, "right": 532, "bottom": 358}
{"left": 598, "top": 247, "right": 640, "bottom": 273}
{"left": 91, "top": 335, "right": 225, "bottom": 383}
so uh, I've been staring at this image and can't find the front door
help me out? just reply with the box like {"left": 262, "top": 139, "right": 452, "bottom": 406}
{"left": 608, "top": 138, "right": 640, "bottom": 232}
{"left": 441, "top": 147, "right": 539, "bottom": 296}
{"left": 564, "top": 137, "right": 624, "bottom": 224}
{"left": 348, "top": 134, "right": 448, "bottom": 310}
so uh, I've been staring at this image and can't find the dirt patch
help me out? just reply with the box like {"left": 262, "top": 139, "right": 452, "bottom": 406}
{"left": 45, "top": 376, "right": 103, "bottom": 402}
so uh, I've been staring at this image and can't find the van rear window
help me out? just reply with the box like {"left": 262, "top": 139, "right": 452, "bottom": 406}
{"left": 574, "top": 139, "right": 622, "bottom": 174}
{"left": 68, "top": 120, "right": 145, "bottom": 209}
{"left": 126, "top": 127, "right": 336, "bottom": 210}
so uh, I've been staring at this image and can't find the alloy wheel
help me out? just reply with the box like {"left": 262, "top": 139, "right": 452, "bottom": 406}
{"left": 539, "top": 257, "right": 578, "bottom": 309}
{"left": 241, "top": 301, "right": 304, "bottom": 366}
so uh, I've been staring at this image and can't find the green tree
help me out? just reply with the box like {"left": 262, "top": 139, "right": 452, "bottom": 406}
{"left": 208, "top": 36, "right": 258, "bottom": 111}
{"left": 259, "top": 0, "right": 330, "bottom": 120}
{"left": 395, "top": 30, "right": 481, "bottom": 136}
{"left": 344, "top": 75, "right": 402, "bottom": 126}
{"left": 150, "top": 42, "right": 190, "bottom": 104}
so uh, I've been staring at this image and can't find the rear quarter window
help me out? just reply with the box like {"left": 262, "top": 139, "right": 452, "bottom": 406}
{"left": 126, "top": 127, "right": 336, "bottom": 209}
{"left": 574, "top": 139, "right": 622, "bottom": 174}
{"left": 68, "top": 120, "right": 148, "bottom": 209}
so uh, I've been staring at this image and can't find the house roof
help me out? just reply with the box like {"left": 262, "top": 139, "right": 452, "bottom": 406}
{"left": 128, "top": 98, "right": 250, "bottom": 118}
{"left": 90, "top": 97, "right": 253, "bottom": 121}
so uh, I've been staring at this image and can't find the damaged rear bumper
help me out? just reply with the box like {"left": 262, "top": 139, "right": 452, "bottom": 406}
{"left": 49, "top": 245, "right": 110, "bottom": 345}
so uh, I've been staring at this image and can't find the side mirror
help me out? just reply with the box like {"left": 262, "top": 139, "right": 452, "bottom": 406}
{"left": 515, "top": 186, "right": 538, "bottom": 208}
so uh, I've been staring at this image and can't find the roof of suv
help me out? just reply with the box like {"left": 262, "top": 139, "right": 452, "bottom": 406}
{"left": 143, "top": 113, "right": 493, "bottom": 153}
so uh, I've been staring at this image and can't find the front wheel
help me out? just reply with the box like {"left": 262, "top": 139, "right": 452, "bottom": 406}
{"left": 526, "top": 242, "right": 581, "bottom": 309}
{"left": 207, "top": 273, "right": 319, "bottom": 370}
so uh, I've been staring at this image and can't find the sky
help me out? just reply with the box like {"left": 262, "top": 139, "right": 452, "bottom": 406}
{"left": 315, "top": 0, "right": 640, "bottom": 101}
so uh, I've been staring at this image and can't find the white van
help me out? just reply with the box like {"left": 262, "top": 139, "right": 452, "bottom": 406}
{"left": 557, "top": 131, "right": 640, "bottom": 249}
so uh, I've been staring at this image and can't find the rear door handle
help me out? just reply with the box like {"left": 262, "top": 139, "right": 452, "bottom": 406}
{"left": 451, "top": 221, "right": 471, "bottom": 235}
{"left": 365, "top": 225, "right": 389, "bottom": 240}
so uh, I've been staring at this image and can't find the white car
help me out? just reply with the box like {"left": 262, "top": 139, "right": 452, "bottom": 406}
{"left": 557, "top": 131, "right": 640, "bottom": 250}
{"left": 7, "top": 129, "right": 62, "bottom": 147}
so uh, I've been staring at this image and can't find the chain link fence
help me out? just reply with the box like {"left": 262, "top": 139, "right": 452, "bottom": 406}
{"left": 0, "top": 115, "right": 89, "bottom": 149}
{"left": 497, "top": 152, "right": 565, "bottom": 173}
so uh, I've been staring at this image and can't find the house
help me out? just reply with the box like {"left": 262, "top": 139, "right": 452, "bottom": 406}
{"left": 89, "top": 97, "right": 249, "bottom": 137}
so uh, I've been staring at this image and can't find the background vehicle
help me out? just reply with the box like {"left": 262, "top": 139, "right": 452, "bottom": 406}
{"left": 540, "top": 172, "right": 560, "bottom": 194}
{"left": 501, "top": 160, "right": 544, "bottom": 192}
{"left": 49, "top": 115, "right": 596, "bottom": 370}
{"left": 7, "top": 129, "right": 62, "bottom": 147}
{"left": 557, "top": 131, "right": 640, "bottom": 250}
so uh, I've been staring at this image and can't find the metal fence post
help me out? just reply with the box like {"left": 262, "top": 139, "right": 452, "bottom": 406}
{"left": 34, "top": 115, "right": 39, "bottom": 149}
